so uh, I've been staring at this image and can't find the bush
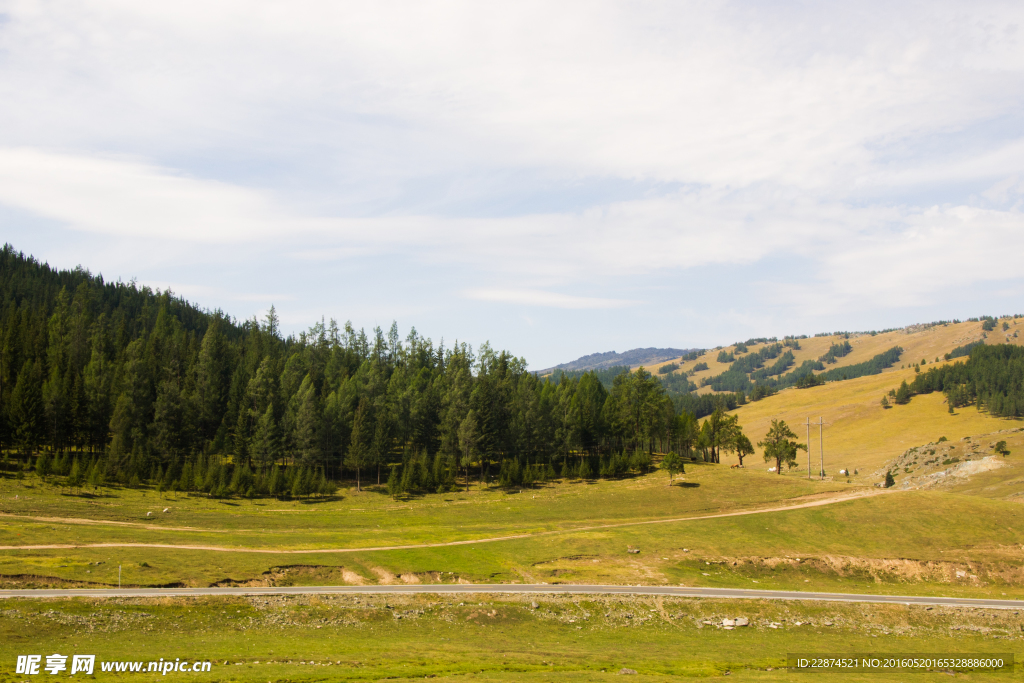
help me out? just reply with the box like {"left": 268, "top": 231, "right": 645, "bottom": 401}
{"left": 884, "top": 472, "right": 895, "bottom": 488}
{"left": 658, "top": 363, "right": 679, "bottom": 374}
{"left": 716, "top": 350, "right": 734, "bottom": 363}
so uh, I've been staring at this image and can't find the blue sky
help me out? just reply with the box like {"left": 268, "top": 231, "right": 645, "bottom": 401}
{"left": 2, "top": 1, "right": 1024, "bottom": 368}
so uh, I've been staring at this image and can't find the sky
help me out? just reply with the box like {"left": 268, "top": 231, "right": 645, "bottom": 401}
{"left": 2, "top": 1, "right": 1024, "bottom": 369}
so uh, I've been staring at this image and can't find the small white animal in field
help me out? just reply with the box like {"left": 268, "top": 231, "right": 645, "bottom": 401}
{"left": 767, "top": 466, "right": 777, "bottom": 472}
{"left": 839, "top": 469, "right": 848, "bottom": 476}
{"left": 163, "top": 508, "right": 169, "bottom": 513}
{"left": 146, "top": 511, "right": 152, "bottom": 516}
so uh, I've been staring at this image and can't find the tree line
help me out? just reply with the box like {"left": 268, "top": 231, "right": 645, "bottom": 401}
{"left": 890, "top": 344, "right": 1024, "bottom": 418}
{"left": 0, "top": 247, "right": 751, "bottom": 496}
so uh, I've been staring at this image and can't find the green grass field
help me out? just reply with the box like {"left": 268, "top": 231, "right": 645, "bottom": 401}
{"left": 1, "top": 593, "right": 1021, "bottom": 682}
{"left": 3, "top": 463, "right": 1024, "bottom": 600}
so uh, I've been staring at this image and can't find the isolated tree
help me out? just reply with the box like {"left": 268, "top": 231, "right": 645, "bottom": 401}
{"left": 880, "top": 395, "right": 890, "bottom": 408}
{"left": 662, "top": 451, "right": 684, "bottom": 484}
{"left": 884, "top": 471, "right": 896, "bottom": 488}
{"left": 733, "top": 433, "right": 754, "bottom": 468}
{"left": 758, "top": 419, "right": 806, "bottom": 474}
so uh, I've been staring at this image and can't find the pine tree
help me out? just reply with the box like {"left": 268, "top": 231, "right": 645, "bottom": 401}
{"left": 758, "top": 419, "right": 805, "bottom": 474}
{"left": 11, "top": 360, "right": 43, "bottom": 456}
{"left": 346, "top": 400, "right": 369, "bottom": 491}
{"left": 251, "top": 405, "right": 281, "bottom": 470}
{"left": 387, "top": 464, "right": 402, "bottom": 499}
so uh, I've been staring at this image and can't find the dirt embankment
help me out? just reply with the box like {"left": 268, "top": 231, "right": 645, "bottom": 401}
{"left": 883, "top": 428, "right": 1023, "bottom": 491}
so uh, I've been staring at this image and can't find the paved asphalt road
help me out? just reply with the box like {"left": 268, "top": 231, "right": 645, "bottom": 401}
{"left": 1, "top": 584, "right": 1021, "bottom": 609}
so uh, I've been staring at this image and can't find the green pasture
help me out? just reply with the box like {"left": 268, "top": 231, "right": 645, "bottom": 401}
{"left": 0, "top": 461, "right": 849, "bottom": 550}
{"left": 0, "top": 594, "right": 1020, "bottom": 682}
{"left": 4, "top": 490, "right": 1024, "bottom": 600}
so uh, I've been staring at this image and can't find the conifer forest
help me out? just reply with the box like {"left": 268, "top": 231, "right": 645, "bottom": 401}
{"left": 0, "top": 247, "right": 743, "bottom": 498}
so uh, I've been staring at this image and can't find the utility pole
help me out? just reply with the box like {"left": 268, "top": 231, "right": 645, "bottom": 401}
{"left": 818, "top": 416, "right": 825, "bottom": 479}
{"left": 805, "top": 417, "right": 811, "bottom": 480}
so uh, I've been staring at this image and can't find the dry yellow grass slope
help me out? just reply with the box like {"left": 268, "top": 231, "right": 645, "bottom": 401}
{"left": 727, "top": 364, "right": 1020, "bottom": 481}
{"left": 644, "top": 317, "right": 1024, "bottom": 394}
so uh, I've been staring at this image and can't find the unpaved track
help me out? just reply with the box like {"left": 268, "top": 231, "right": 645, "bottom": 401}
{"left": 0, "top": 489, "right": 885, "bottom": 554}
{"left": 1, "top": 583, "right": 1020, "bottom": 610}
{"left": 0, "top": 512, "right": 219, "bottom": 533}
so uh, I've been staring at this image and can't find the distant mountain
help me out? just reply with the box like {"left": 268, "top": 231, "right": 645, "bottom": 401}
{"left": 536, "top": 347, "right": 695, "bottom": 374}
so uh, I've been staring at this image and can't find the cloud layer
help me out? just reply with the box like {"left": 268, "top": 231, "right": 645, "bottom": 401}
{"left": 2, "top": 1, "right": 1024, "bottom": 365}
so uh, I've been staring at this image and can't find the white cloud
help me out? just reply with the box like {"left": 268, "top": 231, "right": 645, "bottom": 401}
{"left": 0, "top": 148, "right": 283, "bottom": 242}
{"left": 464, "top": 288, "right": 638, "bottom": 309}
{"left": 3, "top": 0, "right": 1024, "bottom": 360}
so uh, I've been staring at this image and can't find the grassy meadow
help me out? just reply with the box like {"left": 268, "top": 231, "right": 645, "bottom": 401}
{"left": 0, "top": 593, "right": 1021, "bottom": 682}
{"left": 3, "top": 456, "right": 1024, "bottom": 599}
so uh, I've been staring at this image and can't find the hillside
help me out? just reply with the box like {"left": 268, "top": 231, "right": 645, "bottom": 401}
{"left": 681, "top": 320, "right": 1024, "bottom": 482}
{"left": 643, "top": 318, "right": 1020, "bottom": 394}
{"left": 535, "top": 346, "right": 694, "bottom": 374}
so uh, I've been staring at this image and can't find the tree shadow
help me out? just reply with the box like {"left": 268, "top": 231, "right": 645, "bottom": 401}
{"left": 298, "top": 496, "right": 343, "bottom": 505}
{"left": 670, "top": 481, "right": 700, "bottom": 488}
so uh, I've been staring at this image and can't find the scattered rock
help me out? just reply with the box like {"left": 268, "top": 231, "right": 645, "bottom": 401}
{"left": 722, "top": 618, "right": 735, "bottom": 627}
{"left": 618, "top": 668, "right": 637, "bottom": 675}
{"left": 735, "top": 617, "right": 749, "bottom": 627}
{"left": 627, "top": 547, "right": 640, "bottom": 554}
{"left": 531, "top": 602, "right": 539, "bottom": 610}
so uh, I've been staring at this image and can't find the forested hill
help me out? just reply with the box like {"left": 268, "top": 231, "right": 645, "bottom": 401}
{"left": 1, "top": 246, "right": 724, "bottom": 496}
{"left": 538, "top": 347, "right": 696, "bottom": 374}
